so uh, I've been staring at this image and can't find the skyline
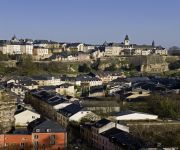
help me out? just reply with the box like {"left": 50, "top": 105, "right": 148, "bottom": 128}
{"left": 0, "top": 0, "right": 180, "bottom": 48}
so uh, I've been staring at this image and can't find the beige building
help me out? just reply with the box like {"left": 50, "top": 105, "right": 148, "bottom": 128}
{"left": 32, "top": 76, "right": 61, "bottom": 86}
{"left": 105, "top": 46, "right": 123, "bottom": 56}
{"left": 33, "top": 47, "right": 48, "bottom": 56}
{"left": 56, "top": 83, "right": 76, "bottom": 97}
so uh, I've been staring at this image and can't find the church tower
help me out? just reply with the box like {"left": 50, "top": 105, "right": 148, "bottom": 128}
{"left": 124, "top": 35, "right": 130, "bottom": 46}
{"left": 152, "top": 40, "right": 155, "bottom": 47}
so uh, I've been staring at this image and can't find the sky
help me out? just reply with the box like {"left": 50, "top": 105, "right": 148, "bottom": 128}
{"left": 0, "top": 0, "right": 180, "bottom": 48}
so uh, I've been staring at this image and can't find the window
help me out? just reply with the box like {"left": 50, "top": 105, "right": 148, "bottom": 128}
{"left": 32, "top": 116, "right": 35, "bottom": 119}
{"left": 36, "top": 129, "right": 40, "bottom": 132}
{"left": 20, "top": 143, "right": 25, "bottom": 147}
{"left": 50, "top": 135, "right": 56, "bottom": 145}
{"left": 34, "top": 135, "right": 39, "bottom": 139}
{"left": 34, "top": 141, "right": 38, "bottom": 149}
{"left": 46, "top": 129, "right": 51, "bottom": 132}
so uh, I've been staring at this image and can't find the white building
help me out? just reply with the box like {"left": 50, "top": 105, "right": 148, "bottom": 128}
{"left": 155, "top": 49, "right": 168, "bottom": 55}
{"left": 75, "top": 76, "right": 103, "bottom": 87}
{"left": 1, "top": 44, "right": 21, "bottom": 54}
{"left": 111, "top": 110, "right": 158, "bottom": 121}
{"left": 15, "top": 109, "right": 40, "bottom": 126}
{"left": 105, "top": 46, "right": 123, "bottom": 56}
{"left": 21, "top": 44, "right": 33, "bottom": 55}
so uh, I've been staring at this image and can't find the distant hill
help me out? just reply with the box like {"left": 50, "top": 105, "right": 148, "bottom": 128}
{"left": 168, "top": 46, "right": 180, "bottom": 56}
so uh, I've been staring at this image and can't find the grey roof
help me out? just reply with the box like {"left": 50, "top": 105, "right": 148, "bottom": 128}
{"left": 30, "top": 118, "right": 66, "bottom": 133}
{"left": 66, "top": 43, "right": 81, "bottom": 47}
{"left": 132, "top": 44, "right": 154, "bottom": 49}
{"left": 33, "top": 40, "right": 49, "bottom": 44}
{"left": 127, "top": 77, "right": 150, "bottom": 83}
{"left": 32, "top": 90, "right": 67, "bottom": 106}
{"left": 59, "top": 83, "right": 73, "bottom": 88}
{"left": 39, "top": 86, "right": 57, "bottom": 91}
{"left": 76, "top": 75, "right": 101, "bottom": 82}
{"left": 101, "top": 128, "right": 144, "bottom": 149}
{"left": 93, "top": 118, "right": 111, "bottom": 128}
{"left": 58, "top": 103, "right": 82, "bottom": 117}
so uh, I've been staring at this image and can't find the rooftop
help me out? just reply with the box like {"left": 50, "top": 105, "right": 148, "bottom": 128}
{"left": 93, "top": 118, "right": 111, "bottom": 128}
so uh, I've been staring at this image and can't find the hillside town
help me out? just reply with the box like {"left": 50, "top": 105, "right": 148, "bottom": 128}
{"left": 0, "top": 35, "right": 179, "bottom": 150}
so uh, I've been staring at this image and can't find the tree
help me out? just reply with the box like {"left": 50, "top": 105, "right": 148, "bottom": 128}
{"left": 169, "top": 60, "right": 180, "bottom": 70}
{"left": 78, "top": 63, "right": 91, "bottom": 73}
{"left": 104, "top": 63, "right": 116, "bottom": 71}
{"left": 91, "top": 58, "right": 100, "bottom": 71}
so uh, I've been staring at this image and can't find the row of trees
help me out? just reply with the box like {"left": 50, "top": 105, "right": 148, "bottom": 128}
{"left": 169, "top": 60, "right": 180, "bottom": 70}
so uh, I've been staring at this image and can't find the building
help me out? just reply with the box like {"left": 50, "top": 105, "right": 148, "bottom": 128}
{"left": 76, "top": 75, "right": 102, "bottom": 87}
{"left": 154, "top": 47, "right": 168, "bottom": 55}
{"left": 80, "top": 119, "right": 131, "bottom": 150}
{"left": 104, "top": 35, "right": 168, "bottom": 57}
{"left": 105, "top": 45, "right": 123, "bottom": 56}
{"left": 33, "top": 46, "right": 49, "bottom": 59}
{"left": 110, "top": 110, "right": 158, "bottom": 121}
{"left": 0, "top": 119, "right": 67, "bottom": 150}
{"left": 14, "top": 109, "right": 40, "bottom": 127}
{"left": 25, "top": 90, "right": 69, "bottom": 120}
{"left": 33, "top": 40, "right": 49, "bottom": 48}
{"left": 32, "top": 76, "right": 61, "bottom": 86}
{"left": 29, "top": 119, "right": 67, "bottom": 150}
{"left": 99, "top": 127, "right": 144, "bottom": 150}
{"left": 0, "top": 43, "right": 21, "bottom": 55}
{"left": 96, "top": 72, "right": 126, "bottom": 83}
{"left": 77, "top": 51, "right": 90, "bottom": 61}
{"left": 33, "top": 47, "right": 49, "bottom": 55}
{"left": 56, "top": 83, "right": 76, "bottom": 97}
{"left": 21, "top": 44, "right": 33, "bottom": 55}
{"left": 57, "top": 103, "right": 97, "bottom": 128}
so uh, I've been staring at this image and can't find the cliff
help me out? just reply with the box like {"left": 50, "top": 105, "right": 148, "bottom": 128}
{"left": 0, "top": 90, "right": 16, "bottom": 133}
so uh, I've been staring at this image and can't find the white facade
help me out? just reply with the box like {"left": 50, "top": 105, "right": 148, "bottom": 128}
{"left": 0, "top": 46, "right": 8, "bottom": 54}
{"left": 0, "top": 44, "right": 21, "bottom": 54}
{"left": 33, "top": 77, "right": 61, "bottom": 86}
{"left": 15, "top": 110, "right": 40, "bottom": 126}
{"left": 155, "top": 49, "right": 168, "bottom": 55}
{"left": 141, "top": 50, "right": 151, "bottom": 55}
{"left": 105, "top": 46, "right": 123, "bottom": 56}
{"left": 75, "top": 80, "right": 102, "bottom": 87}
{"left": 21, "top": 44, "right": 33, "bottom": 55}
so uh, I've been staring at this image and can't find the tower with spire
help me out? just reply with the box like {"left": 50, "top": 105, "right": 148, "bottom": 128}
{"left": 124, "top": 35, "right": 130, "bottom": 46}
{"left": 152, "top": 40, "right": 155, "bottom": 47}
{"left": 11, "top": 34, "right": 19, "bottom": 43}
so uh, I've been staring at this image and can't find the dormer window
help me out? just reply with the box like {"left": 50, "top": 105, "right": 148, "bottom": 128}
{"left": 36, "top": 129, "right": 40, "bottom": 132}
{"left": 46, "top": 129, "right": 51, "bottom": 132}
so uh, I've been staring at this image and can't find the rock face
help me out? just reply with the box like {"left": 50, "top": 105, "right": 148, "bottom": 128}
{"left": 129, "top": 55, "right": 169, "bottom": 73}
{"left": 0, "top": 90, "right": 16, "bottom": 133}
